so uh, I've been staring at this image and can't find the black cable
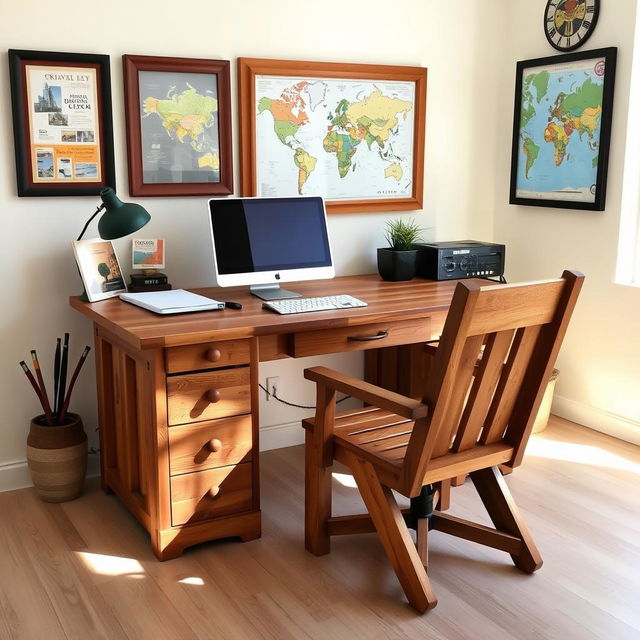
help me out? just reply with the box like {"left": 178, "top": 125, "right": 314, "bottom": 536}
{"left": 258, "top": 383, "right": 351, "bottom": 409}
{"left": 76, "top": 203, "right": 105, "bottom": 241}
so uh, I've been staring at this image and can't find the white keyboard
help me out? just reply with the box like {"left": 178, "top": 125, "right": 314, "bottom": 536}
{"left": 263, "top": 294, "right": 368, "bottom": 315}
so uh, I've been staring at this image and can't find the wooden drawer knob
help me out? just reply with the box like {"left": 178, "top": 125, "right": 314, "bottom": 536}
{"left": 205, "top": 348, "right": 222, "bottom": 363}
{"left": 207, "top": 486, "right": 220, "bottom": 498}
{"left": 206, "top": 389, "right": 221, "bottom": 404}
{"left": 207, "top": 438, "right": 222, "bottom": 453}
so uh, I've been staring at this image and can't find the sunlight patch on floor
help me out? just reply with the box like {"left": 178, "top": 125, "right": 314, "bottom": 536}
{"left": 526, "top": 437, "right": 640, "bottom": 474}
{"left": 179, "top": 577, "right": 205, "bottom": 586}
{"left": 332, "top": 472, "right": 358, "bottom": 488}
{"left": 77, "top": 551, "right": 145, "bottom": 577}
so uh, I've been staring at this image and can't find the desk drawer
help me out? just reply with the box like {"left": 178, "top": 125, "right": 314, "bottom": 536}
{"left": 167, "top": 367, "right": 251, "bottom": 425}
{"left": 168, "top": 415, "right": 252, "bottom": 475}
{"left": 170, "top": 463, "right": 253, "bottom": 526}
{"left": 166, "top": 339, "right": 250, "bottom": 374}
{"left": 291, "top": 318, "right": 430, "bottom": 358}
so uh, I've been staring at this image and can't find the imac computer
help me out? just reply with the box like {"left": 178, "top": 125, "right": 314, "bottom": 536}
{"left": 208, "top": 196, "right": 335, "bottom": 301}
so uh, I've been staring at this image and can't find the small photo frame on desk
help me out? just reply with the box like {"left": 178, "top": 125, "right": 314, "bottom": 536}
{"left": 73, "top": 238, "right": 126, "bottom": 302}
{"left": 132, "top": 238, "right": 165, "bottom": 270}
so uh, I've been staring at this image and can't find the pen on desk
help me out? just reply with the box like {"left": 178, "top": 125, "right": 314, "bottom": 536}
{"left": 30, "top": 350, "right": 54, "bottom": 425}
{"left": 224, "top": 301, "right": 243, "bottom": 310}
{"left": 58, "top": 345, "right": 91, "bottom": 425}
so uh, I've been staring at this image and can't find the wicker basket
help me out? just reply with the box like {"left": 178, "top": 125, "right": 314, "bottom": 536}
{"left": 26, "top": 413, "right": 87, "bottom": 502}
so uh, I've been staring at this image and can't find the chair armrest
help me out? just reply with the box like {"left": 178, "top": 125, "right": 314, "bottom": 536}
{"left": 304, "top": 366, "right": 428, "bottom": 420}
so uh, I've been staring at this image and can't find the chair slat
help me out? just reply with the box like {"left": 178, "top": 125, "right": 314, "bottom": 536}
{"left": 431, "top": 334, "right": 485, "bottom": 458}
{"left": 480, "top": 325, "right": 542, "bottom": 444}
{"left": 467, "top": 280, "right": 564, "bottom": 336}
{"left": 452, "top": 329, "right": 515, "bottom": 452}
{"left": 346, "top": 422, "right": 413, "bottom": 445}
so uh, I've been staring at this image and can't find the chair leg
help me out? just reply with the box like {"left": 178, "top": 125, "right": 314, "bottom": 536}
{"left": 416, "top": 519, "right": 429, "bottom": 567}
{"left": 470, "top": 466, "right": 543, "bottom": 573}
{"left": 347, "top": 452, "right": 438, "bottom": 612}
{"left": 305, "top": 429, "right": 332, "bottom": 556}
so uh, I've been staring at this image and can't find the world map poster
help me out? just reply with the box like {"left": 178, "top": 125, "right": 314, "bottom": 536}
{"left": 511, "top": 49, "right": 616, "bottom": 209}
{"left": 254, "top": 75, "right": 416, "bottom": 202}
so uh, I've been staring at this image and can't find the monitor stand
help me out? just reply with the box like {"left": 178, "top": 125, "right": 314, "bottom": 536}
{"left": 250, "top": 284, "right": 302, "bottom": 301}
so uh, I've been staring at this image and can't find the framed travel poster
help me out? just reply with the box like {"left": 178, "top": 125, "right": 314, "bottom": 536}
{"left": 8, "top": 49, "right": 116, "bottom": 197}
{"left": 238, "top": 58, "right": 427, "bottom": 213}
{"left": 509, "top": 47, "right": 617, "bottom": 211}
{"left": 123, "top": 55, "right": 233, "bottom": 197}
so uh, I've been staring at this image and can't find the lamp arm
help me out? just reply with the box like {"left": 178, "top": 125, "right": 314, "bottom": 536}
{"left": 76, "top": 204, "right": 105, "bottom": 241}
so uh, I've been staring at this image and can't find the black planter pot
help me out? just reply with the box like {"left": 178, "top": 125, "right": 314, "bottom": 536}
{"left": 377, "top": 248, "right": 418, "bottom": 282}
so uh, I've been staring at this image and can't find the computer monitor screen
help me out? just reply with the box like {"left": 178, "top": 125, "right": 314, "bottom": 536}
{"left": 208, "top": 196, "right": 334, "bottom": 299}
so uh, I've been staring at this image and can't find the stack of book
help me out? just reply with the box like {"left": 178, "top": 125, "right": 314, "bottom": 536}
{"left": 128, "top": 272, "right": 172, "bottom": 292}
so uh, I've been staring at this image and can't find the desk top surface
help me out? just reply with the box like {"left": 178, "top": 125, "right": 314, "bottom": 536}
{"left": 70, "top": 274, "right": 469, "bottom": 350}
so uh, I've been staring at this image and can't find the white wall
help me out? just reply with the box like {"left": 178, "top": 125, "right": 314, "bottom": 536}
{"left": 494, "top": 1, "right": 640, "bottom": 444}
{"left": 0, "top": 0, "right": 504, "bottom": 489}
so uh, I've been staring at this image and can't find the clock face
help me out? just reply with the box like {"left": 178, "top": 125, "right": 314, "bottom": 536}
{"left": 544, "top": 0, "right": 600, "bottom": 51}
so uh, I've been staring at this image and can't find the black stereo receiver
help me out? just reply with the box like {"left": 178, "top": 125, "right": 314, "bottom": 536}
{"left": 413, "top": 240, "right": 505, "bottom": 280}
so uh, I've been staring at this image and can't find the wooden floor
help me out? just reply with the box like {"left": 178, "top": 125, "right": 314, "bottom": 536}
{"left": 1, "top": 416, "right": 639, "bottom": 640}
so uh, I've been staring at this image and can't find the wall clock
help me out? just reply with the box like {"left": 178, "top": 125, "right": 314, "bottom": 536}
{"left": 544, "top": 0, "right": 600, "bottom": 51}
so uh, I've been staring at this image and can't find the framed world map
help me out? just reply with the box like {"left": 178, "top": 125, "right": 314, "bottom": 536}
{"left": 238, "top": 58, "right": 427, "bottom": 213}
{"left": 123, "top": 55, "right": 233, "bottom": 197}
{"left": 509, "top": 48, "right": 617, "bottom": 211}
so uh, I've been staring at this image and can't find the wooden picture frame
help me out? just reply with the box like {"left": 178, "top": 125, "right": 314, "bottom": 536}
{"left": 72, "top": 238, "right": 126, "bottom": 302}
{"left": 8, "top": 49, "right": 116, "bottom": 197}
{"left": 238, "top": 58, "right": 427, "bottom": 214}
{"left": 509, "top": 47, "right": 617, "bottom": 211}
{"left": 123, "top": 55, "right": 233, "bottom": 197}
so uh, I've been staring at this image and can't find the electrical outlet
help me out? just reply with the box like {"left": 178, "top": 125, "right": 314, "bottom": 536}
{"left": 265, "top": 376, "right": 279, "bottom": 401}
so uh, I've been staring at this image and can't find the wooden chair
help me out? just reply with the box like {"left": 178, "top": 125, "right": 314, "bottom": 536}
{"left": 302, "top": 270, "right": 584, "bottom": 612}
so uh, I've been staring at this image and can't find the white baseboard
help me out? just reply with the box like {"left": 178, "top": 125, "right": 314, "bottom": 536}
{"left": 0, "top": 456, "right": 101, "bottom": 493}
{"left": 259, "top": 420, "right": 305, "bottom": 451}
{"left": 552, "top": 395, "right": 640, "bottom": 446}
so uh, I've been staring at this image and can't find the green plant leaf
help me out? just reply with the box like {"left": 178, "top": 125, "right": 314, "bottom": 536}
{"left": 384, "top": 218, "right": 424, "bottom": 250}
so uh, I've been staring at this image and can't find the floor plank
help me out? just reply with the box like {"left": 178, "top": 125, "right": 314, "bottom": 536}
{"left": 0, "top": 416, "right": 638, "bottom": 639}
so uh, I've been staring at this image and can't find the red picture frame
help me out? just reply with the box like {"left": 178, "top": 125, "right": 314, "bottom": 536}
{"left": 123, "top": 54, "right": 233, "bottom": 197}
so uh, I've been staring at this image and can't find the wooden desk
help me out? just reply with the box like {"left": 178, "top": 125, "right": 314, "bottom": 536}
{"left": 70, "top": 275, "right": 462, "bottom": 559}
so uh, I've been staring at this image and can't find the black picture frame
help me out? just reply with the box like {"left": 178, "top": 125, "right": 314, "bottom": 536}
{"left": 8, "top": 49, "right": 116, "bottom": 197}
{"left": 509, "top": 47, "right": 616, "bottom": 211}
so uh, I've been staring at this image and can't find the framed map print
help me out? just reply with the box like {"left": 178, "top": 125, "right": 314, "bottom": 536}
{"left": 509, "top": 47, "right": 617, "bottom": 211}
{"left": 123, "top": 55, "right": 233, "bottom": 197}
{"left": 238, "top": 58, "right": 427, "bottom": 213}
{"left": 8, "top": 49, "right": 115, "bottom": 197}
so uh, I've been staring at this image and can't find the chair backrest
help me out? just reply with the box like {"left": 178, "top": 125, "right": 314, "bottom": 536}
{"left": 402, "top": 270, "right": 584, "bottom": 494}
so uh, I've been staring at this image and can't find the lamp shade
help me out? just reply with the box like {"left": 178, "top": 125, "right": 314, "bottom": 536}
{"left": 97, "top": 188, "right": 151, "bottom": 240}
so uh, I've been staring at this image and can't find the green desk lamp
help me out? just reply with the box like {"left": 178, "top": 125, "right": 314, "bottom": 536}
{"left": 77, "top": 187, "right": 151, "bottom": 301}
{"left": 77, "top": 187, "right": 150, "bottom": 242}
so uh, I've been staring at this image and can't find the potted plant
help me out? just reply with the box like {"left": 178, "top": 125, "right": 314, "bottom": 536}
{"left": 377, "top": 218, "right": 424, "bottom": 281}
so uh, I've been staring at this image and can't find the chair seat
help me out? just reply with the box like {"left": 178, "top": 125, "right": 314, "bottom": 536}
{"left": 303, "top": 406, "right": 515, "bottom": 487}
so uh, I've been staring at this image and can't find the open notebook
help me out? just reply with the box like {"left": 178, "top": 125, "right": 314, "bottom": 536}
{"left": 119, "top": 289, "right": 225, "bottom": 314}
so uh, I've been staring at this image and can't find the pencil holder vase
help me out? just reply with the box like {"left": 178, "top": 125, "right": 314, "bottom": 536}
{"left": 27, "top": 413, "right": 87, "bottom": 502}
